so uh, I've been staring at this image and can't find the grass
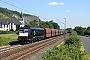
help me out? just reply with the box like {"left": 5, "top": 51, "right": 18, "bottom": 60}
{"left": 80, "top": 42, "right": 85, "bottom": 51}
{"left": 0, "top": 34, "right": 18, "bottom": 46}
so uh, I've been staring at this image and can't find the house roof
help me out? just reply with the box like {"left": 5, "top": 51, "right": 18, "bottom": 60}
{"left": 0, "top": 18, "right": 22, "bottom": 25}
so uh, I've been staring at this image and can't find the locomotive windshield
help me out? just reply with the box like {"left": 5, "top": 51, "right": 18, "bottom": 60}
{"left": 19, "top": 28, "right": 28, "bottom": 33}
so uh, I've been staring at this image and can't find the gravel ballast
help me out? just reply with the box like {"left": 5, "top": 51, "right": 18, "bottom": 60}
{"left": 22, "top": 38, "right": 64, "bottom": 60}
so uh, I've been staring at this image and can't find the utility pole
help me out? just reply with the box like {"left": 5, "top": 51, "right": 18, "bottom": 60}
{"left": 70, "top": 25, "right": 71, "bottom": 28}
{"left": 63, "top": 18, "right": 66, "bottom": 38}
{"left": 63, "top": 18, "right": 66, "bottom": 30}
{"left": 57, "top": 19, "right": 65, "bottom": 29}
{"left": 37, "top": 16, "right": 39, "bottom": 27}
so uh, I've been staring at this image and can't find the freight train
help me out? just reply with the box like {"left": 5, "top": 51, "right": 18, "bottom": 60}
{"left": 18, "top": 26, "right": 67, "bottom": 43}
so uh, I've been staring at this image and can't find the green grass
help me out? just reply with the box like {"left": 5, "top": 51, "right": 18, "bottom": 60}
{"left": 0, "top": 34, "right": 18, "bottom": 46}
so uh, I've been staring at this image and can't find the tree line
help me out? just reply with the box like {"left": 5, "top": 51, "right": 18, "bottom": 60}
{"left": 29, "top": 20, "right": 60, "bottom": 29}
{"left": 74, "top": 26, "right": 90, "bottom": 36}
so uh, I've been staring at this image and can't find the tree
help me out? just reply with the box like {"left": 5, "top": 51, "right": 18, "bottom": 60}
{"left": 16, "top": 25, "right": 20, "bottom": 30}
{"left": 45, "top": 21, "right": 54, "bottom": 28}
{"left": 87, "top": 27, "right": 90, "bottom": 30}
{"left": 49, "top": 20, "right": 60, "bottom": 29}
{"left": 30, "top": 19, "right": 38, "bottom": 27}
{"left": 84, "top": 26, "right": 90, "bottom": 35}
{"left": 66, "top": 28, "right": 73, "bottom": 33}
{"left": 40, "top": 21, "right": 49, "bottom": 28}
{"left": 29, "top": 20, "right": 60, "bottom": 29}
{"left": 73, "top": 26, "right": 86, "bottom": 35}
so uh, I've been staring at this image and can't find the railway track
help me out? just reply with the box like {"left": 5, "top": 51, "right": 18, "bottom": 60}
{"left": 0, "top": 34, "right": 67, "bottom": 60}
{"left": 0, "top": 45, "right": 22, "bottom": 53}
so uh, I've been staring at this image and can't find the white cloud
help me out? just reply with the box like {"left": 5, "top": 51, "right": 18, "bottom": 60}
{"left": 49, "top": 2, "right": 64, "bottom": 5}
{"left": 49, "top": 2, "right": 58, "bottom": 5}
{"left": 59, "top": 2, "right": 64, "bottom": 5}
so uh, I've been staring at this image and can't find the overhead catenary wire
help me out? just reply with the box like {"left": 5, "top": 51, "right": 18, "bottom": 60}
{"left": 0, "top": 0, "right": 35, "bottom": 15}
{"left": 0, "top": 0, "right": 50, "bottom": 21}
{"left": 15, "top": 0, "right": 55, "bottom": 21}
{"left": 12, "top": 0, "right": 14, "bottom": 6}
{"left": 0, "top": 0, "right": 64, "bottom": 24}
{"left": 13, "top": 0, "right": 62, "bottom": 21}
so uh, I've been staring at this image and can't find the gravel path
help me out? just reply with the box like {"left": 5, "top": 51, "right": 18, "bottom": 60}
{"left": 22, "top": 38, "right": 64, "bottom": 60}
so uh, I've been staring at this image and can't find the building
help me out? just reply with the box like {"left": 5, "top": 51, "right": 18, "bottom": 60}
{"left": 0, "top": 12, "right": 24, "bottom": 31}
{"left": 0, "top": 12, "right": 40, "bottom": 31}
{"left": 0, "top": 18, "right": 21, "bottom": 31}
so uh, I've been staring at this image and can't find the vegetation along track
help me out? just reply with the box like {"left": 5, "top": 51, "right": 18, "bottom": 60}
{"left": 0, "top": 34, "right": 68, "bottom": 60}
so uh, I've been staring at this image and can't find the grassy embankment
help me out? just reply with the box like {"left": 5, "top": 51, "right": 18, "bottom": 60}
{"left": 0, "top": 34, "right": 18, "bottom": 46}
{"left": 42, "top": 31, "right": 90, "bottom": 60}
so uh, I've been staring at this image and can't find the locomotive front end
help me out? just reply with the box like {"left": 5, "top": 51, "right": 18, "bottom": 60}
{"left": 18, "top": 27, "right": 29, "bottom": 42}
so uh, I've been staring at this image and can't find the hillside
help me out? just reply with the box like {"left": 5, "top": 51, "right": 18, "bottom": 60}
{"left": 0, "top": 13, "right": 9, "bottom": 19}
{"left": 0, "top": 7, "right": 33, "bottom": 20}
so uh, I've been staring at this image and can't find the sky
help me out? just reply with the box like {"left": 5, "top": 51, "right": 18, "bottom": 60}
{"left": 0, "top": 0, "right": 90, "bottom": 29}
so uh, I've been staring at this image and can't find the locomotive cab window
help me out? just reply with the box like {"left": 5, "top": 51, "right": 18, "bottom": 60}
{"left": 19, "top": 29, "right": 28, "bottom": 33}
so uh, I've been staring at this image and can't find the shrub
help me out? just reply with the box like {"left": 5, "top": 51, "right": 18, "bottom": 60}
{"left": 42, "top": 31, "right": 89, "bottom": 60}
{"left": 64, "top": 31, "right": 81, "bottom": 48}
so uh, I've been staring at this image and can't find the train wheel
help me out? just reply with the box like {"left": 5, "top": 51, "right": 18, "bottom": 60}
{"left": 27, "top": 41, "right": 30, "bottom": 44}
{"left": 30, "top": 38, "right": 33, "bottom": 43}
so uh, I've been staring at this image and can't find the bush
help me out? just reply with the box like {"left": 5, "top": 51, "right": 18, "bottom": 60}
{"left": 65, "top": 31, "right": 81, "bottom": 47}
{"left": 84, "top": 28, "right": 90, "bottom": 36}
{"left": 42, "top": 31, "right": 89, "bottom": 60}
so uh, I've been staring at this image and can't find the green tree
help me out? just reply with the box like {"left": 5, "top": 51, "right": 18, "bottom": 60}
{"left": 30, "top": 20, "right": 60, "bottom": 29}
{"left": 40, "top": 22, "right": 49, "bottom": 28}
{"left": 84, "top": 27, "right": 90, "bottom": 35}
{"left": 45, "top": 21, "right": 54, "bottom": 28}
{"left": 16, "top": 25, "right": 20, "bottom": 30}
{"left": 87, "top": 27, "right": 90, "bottom": 30}
{"left": 30, "top": 19, "right": 38, "bottom": 27}
{"left": 66, "top": 28, "right": 73, "bottom": 33}
{"left": 73, "top": 26, "right": 86, "bottom": 35}
{"left": 49, "top": 20, "right": 60, "bottom": 29}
